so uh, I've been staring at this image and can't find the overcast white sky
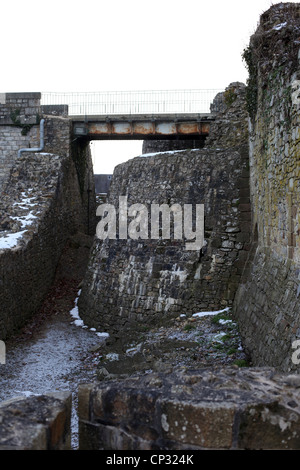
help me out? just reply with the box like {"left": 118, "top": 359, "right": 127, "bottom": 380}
{"left": 1, "top": 0, "right": 296, "bottom": 173}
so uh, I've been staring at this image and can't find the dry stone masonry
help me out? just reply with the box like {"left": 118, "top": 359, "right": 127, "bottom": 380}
{"left": 0, "top": 392, "right": 72, "bottom": 450}
{"left": 78, "top": 83, "right": 251, "bottom": 343}
{"left": 233, "top": 2, "right": 300, "bottom": 372}
{"left": 76, "top": 4, "right": 300, "bottom": 450}
{"left": 0, "top": 95, "right": 95, "bottom": 340}
{"left": 78, "top": 366, "right": 300, "bottom": 450}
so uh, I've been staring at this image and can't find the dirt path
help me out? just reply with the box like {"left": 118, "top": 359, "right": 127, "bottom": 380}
{"left": 0, "top": 233, "right": 106, "bottom": 449}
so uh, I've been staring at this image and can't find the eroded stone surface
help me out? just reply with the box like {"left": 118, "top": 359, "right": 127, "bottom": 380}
{"left": 0, "top": 392, "right": 72, "bottom": 450}
{"left": 233, "top": 2, "right": 300, "bottom": 371}
{"left": 78, "top": 366, "right": 300, "bottom": 450}
{"left": 79, "top": 145, "right": 251, "bottom": 341}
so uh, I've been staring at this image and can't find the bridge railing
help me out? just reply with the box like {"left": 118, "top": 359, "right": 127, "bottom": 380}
{"left": 41, "top": 89, "right": 223, "bottom": 116}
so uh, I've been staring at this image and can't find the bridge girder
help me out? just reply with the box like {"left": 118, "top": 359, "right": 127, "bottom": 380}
{"left": 71, "top": 113, "right": 214, "bottom": 141}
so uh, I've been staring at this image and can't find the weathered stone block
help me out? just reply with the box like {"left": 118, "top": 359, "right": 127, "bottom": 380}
{"left": 78, "top": 384, "right": 94, "bottom": 421}
{"left": 78, "top": 367, "right": 300, "bottom": 450}
{"left": 0, "top": 392, "right": 72, "bottom": 450}
{"left": 237, "top": 402, "right": 300, "bottom": 449}
{"left": 158, "top": 399, "right": 235, "bottom": 448}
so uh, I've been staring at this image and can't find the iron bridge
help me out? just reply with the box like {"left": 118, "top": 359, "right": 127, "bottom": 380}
{"left": 41, "top": 89, "right": 222, "bottom": 140}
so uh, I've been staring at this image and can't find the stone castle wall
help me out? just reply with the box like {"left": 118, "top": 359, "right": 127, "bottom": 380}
{"left": 78, "top": 367, "right": 300, "bottom": 450}
{"left": 142, "top": 138, "right": 205, "bottom": 154}
{"left": 0, "top": 97, "right": 95, "bottom": 340}
{"left": 233, "top": 2, "right": 300, "bottom": 371}
{"left": 78, "top": 83, "right": 250, "bottom": 342}
{"left": 0, "top": 4, "right": 300, "bottom": 451}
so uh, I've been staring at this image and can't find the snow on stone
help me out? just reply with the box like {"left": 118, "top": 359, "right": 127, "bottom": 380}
{"left": 15, "top": 390, "right": 38, "bottom": 398}
{"left": 0, "top": 192, "right": 40, "bottom": 250}
{"left": 139, "top": 148, "right": 201, "bottom": 158}
{"left": 212, "top": 332, "right": 227, "bottom": 342}
{"left": 219, "top": 318, "right": 235, "bottom": 325}
{"left": 105, "top": 353, "right": 119, "bottom": 361}
{"left": 69, "top": 290, "right": 109, "bottom": 338}
{"left": 192, "top": 307, "right": 230, "bottom": 318}
{"left": 0, "top": 230, "right": 27, "bottom": 250}
{"left": 13, "top": 193, "right": 37, "bottom": 208}
{"left": 273, "top": 22, "right": 287, "bottom": 31}
{"left": 95, "top": 332, "right": 110, "bottom": 339}
{"left": 11, "top": 212, "right": 38, "bottom": 228}
{"left": 70, "top": 304, "right": 85, "bottom": 328}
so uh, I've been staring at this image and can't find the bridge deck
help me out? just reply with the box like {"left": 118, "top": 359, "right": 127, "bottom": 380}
{"left": 71, "top": 113, "right": 215, "bottom": 140}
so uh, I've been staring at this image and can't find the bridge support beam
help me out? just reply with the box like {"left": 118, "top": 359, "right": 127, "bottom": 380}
{"left": 72, "top": 114, "right": 213, "bottom": 141}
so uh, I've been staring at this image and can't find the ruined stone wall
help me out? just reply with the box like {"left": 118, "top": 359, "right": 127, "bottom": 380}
{"left": 2, "top": 365, "right": 300, "bottom": 451}
{"left": 2, "top": 5, "right": 300, "bottom": 452}
{"left": 78, "top": 367, "right": 300, "bottom": 450}
{"left": 71, "top": 139, "right": 97, "bottom": 236}
{"left": 0, "top": 392, "right": 72, "bottom": 450}
{"left": 233, "top": 3, "right": 300, "bottom": 371}
{"left": 0, "top": 107, "right": 95, "bottom": 339}
{"left": 204, "top": 82, "right": 249, "bottom": 149}
{"left": 142, "top": 138, "right": 205, "bottom": 154}
{"left": 78, "top": 83, "right": 250, "bottom": 342}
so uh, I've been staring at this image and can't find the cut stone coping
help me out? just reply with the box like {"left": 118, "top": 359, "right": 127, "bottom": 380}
{"left": 0, "top": 391, "right": 72, "bottom": 450}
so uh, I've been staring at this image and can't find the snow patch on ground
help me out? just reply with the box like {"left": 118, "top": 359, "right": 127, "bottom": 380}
{"left": 192, "top": 307, "right": 230, "bottom": 318}
{"left": 69, "top": 290, "right": 109, "bottom": 339}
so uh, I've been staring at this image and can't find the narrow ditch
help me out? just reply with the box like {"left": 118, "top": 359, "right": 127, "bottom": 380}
{"left": 0, "top": 232, "right": 104, "bottom": 449}
{"left": 0, "top": 231, "right": 249, "bottom": 449}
